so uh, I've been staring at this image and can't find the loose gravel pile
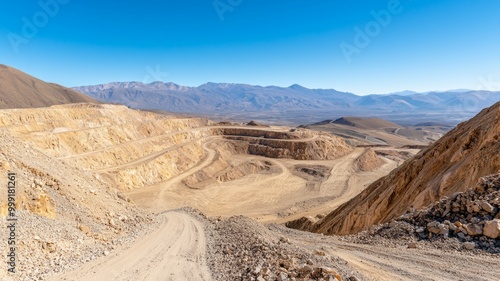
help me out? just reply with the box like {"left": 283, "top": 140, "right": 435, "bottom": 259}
{"left": 346, "top": 173, "right": 500, "bottom": 253}
{"left": 204, "top": 214, "right": 345, "bottom": 281}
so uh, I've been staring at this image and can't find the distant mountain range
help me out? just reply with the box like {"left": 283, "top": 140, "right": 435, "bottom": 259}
{"left": 74, "top": 81, "right": 500, "bottom": 125}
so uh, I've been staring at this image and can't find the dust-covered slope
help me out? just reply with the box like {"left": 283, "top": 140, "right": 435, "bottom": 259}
{"left": 0, "top": 129, "right": 151, "bottom": 281}
{"left": 0, "top": 65, "right": 97, "bottom": 109}
{"left": 294, "top": 101, "right": 500, "bottom": 235}
{"left": 330, "top": 117, "right": 402, "bottom": 130}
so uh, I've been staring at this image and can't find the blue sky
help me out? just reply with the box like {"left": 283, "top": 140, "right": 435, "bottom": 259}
{"left": 1, "top": 0, "right": 499, "bottom": 95}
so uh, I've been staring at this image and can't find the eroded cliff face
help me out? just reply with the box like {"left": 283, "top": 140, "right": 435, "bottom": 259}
{"left": 223, "top": 131, "right": 352, "bottom": 161}
{"left": 289, "top": 102, "right": 500, "bottom": 235}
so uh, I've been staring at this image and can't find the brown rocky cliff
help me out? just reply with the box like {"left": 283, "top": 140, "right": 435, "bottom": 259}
{"left": 297, "top": 101, "right": 500, "bottom": 235}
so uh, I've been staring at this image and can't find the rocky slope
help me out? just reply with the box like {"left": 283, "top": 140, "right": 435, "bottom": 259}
{"left": 0, "top": 65, "right": 97, "bottom": 109}
{"left": 289, "top": 101, "right": 500, "bottom": 235}
{"left": 348, "top": 173, "right": 500, "bottom": 254}
{"left": 0, "top": 129, "right": 152, "bottom": 281}
{"left": 404, "top": 173, "right": 500, "bottom": 251}
{"left": 0, "top": 104, "right": 350, "bottom": 192}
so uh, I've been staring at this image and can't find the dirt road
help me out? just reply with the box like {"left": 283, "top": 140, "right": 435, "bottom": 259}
{"left": 278, "top": 226, "right": 500, "bottom": 281}
{"left": 49, "top": 212, "right": 212, "bottom": 281}
{"left": 330, "top": 241, "right": 500, "bottom": 281}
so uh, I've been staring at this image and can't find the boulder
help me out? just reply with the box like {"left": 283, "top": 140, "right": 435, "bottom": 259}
{"left": 483, "top": 219, "right": 500, "bottom": 239}
{"left": 479, "top": 201, "right": 495, "bottom": 213}
{"left": 464, "top": 242, "right": 476, "bottom": 250}
{"left": 463, "top": 223, "right": 483, "bottom": 236}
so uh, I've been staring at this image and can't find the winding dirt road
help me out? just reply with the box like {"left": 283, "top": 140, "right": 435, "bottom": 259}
{"left": 49, "top": 212, "right": 212, "bottom": 281}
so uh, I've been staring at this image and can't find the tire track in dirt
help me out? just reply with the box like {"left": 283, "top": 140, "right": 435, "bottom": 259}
{"left": 49, "top": 212, "right": 212, "bottom": 281}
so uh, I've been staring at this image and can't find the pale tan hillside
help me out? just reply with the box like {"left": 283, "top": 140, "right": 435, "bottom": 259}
{"left": 293, "top": 101, "right": 500, "bottom": 235}
{"left": 330, "top": 117, "right": 402, "bottom": 129}
{"left": 0, "top": 126, "right": 150, "bottom": 280}
{"left": 0, "top": 65, "right": 97, "bottom": 109}
{"left": 306, "top": 116, "right": 450, "bottom": 147}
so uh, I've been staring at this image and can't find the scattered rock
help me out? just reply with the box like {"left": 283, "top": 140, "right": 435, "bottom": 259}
{"left": 42, "top": 242, "right": 57, "bottom": 253}
{"left": 314, "top": 249, "right": 326, "bottom": 256}
{"left": 78, "top": 224, "right": 90, "bottom": 234}
{"left": 483, "top": 219, "right": 500, "bottom": 239}
{"left": 480, "top": 201, "right": 495, "bottom": 213}
{"left": 463, "top": 224, "right": 483, "bottom": 236}
{"left": 344, "top": 173, "right": 500, "bottom": 253}
{"left": 407, "top": 242, "right": 418, "bottom": 249}
{"left": 464, "top": 242, "right": 476, "bottom": 250}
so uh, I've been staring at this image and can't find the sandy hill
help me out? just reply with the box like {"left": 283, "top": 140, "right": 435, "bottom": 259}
{"left": 415, "top": 121, "right": 453, "bottom": 127}
{"left": 329, "top": 117, "right": 401, "bottom": 130}
{"left": 0, "top": 64, "right": 97, "bottom": 109}
{"left": 289, "top": 101, "right": 500, "bottom": 235}
{"left": 305, "top": 116, "right": 448, "bottom": 147}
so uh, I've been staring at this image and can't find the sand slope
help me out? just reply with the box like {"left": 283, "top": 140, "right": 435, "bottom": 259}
{"left": 0, "top": 65, "right": 97, "bottom": 109}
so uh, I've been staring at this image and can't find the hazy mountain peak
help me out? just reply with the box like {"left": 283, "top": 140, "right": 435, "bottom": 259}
{"left": 74, "top": 80, "right": 500, "bottom": 125}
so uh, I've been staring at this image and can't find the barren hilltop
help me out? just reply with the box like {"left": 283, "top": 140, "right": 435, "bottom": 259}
{"left": 0, "top": 65, "right": 97, "bottom": 109}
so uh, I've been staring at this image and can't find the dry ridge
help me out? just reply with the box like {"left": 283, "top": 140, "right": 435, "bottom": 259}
{"left": 289, "top": 101, "right": 500, "bottom": 235}
{"left": 0, "top": 65, "right": 97, "bottom": 109}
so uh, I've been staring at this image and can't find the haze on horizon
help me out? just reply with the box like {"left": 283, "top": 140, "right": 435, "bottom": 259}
{"left": 1, "top": 0, "right": 500, "bottom": 95}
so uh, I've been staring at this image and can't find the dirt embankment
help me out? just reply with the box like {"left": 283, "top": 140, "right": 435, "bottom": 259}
{"left": 353, "top": 149, "right": 385, "bottom": 172}
{"left": 0, "top": 130, "right": 152, "bottom": 281}
{"left": 221, "top": 128, "right": 353, "bottom": 160}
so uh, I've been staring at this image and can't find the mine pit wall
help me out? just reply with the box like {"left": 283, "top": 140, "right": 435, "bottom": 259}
{"left": 224, "top": 135, "right": 352, "bottom": 160}
{"left": 221, "top": 128, "right": 312, "bottom": 139}
{"left": 102, "top": 140, "right": 207, "bottom": 190}
{"left": 64, "top": 128, "right": 218, "bottom": 170}
{"left": 19, "top": 118, "right": 213, "bottom": 158}
{"left": 182, "top": 140, "right": 276, "bottom": 189}
{"left": 182, "top": 150, "right": 229, "bottom": 189}
{"left": 0, "top": 105, "right": 354, "bottom": 194}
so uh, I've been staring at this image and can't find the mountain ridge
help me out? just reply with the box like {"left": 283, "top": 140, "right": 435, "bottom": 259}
{"left": 74, "top": 81, "right": 500, "bottom": 125}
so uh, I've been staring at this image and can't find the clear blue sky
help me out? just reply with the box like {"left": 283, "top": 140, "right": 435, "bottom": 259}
{"left": 1, "top": 0, "right": 499, "bottom": 95}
